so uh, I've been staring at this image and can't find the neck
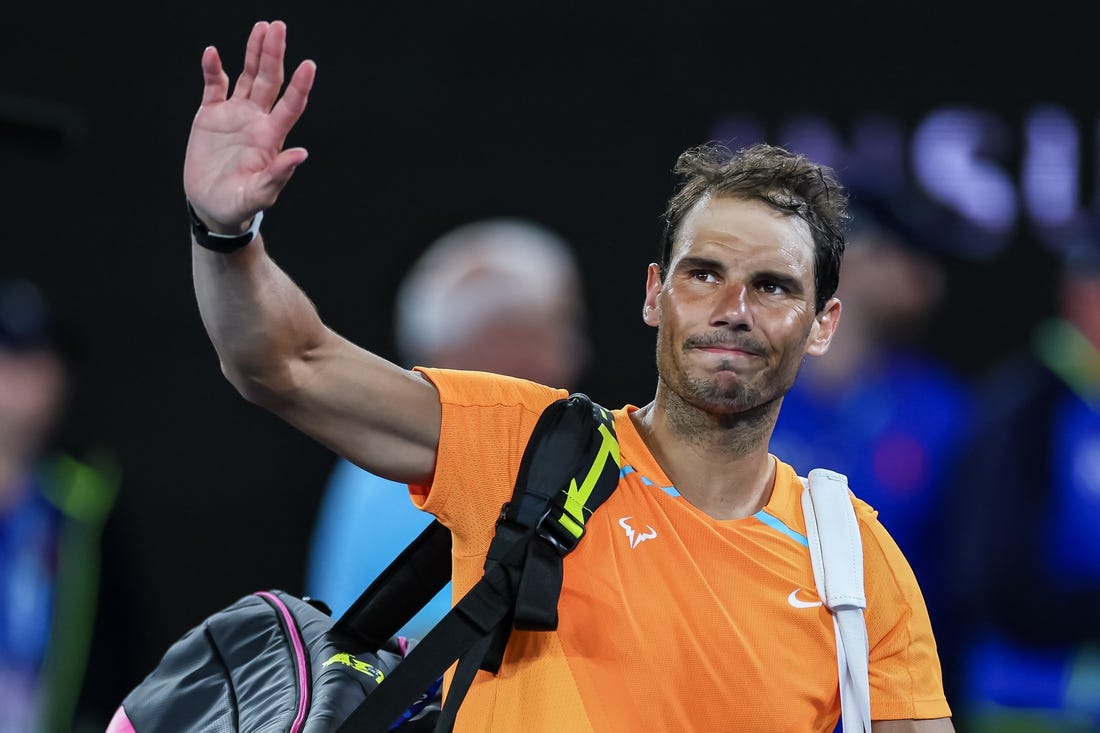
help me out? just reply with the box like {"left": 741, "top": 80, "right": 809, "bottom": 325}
{"left": 631, "top": 384, "right": 779, "bottom": 520}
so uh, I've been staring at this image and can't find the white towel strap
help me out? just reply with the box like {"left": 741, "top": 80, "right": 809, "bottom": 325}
{"left": 800, "top": 468, "right": 872, "bottom": 733}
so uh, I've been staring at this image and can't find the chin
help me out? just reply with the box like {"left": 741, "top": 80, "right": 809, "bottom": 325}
{"left": 682, "top": 378, "right": 762, "bottom": 414}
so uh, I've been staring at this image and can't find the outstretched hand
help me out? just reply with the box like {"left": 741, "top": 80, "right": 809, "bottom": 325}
{"left": 183, "top": 21, "right": 315, "bottom": 233}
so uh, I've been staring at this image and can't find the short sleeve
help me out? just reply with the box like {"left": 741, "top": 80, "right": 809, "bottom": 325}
{"left": 409, "top": 368, "right": 568, "bottom": 560}
{"left": 859, "top": 505, "right": 953, "bottom": 721}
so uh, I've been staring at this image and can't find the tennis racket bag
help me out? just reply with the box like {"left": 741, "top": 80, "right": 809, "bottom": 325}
{"left": 105, "top": 590, "right": 440, "bottom": 732}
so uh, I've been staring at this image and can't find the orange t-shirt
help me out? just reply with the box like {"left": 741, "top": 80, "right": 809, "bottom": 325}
{"left": 410, "top": 368, "right": 951, "bottom": 732}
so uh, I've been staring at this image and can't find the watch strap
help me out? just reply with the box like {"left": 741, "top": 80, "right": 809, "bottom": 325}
{"left": 187, "top": 200, "right": 264, "bottom": 253}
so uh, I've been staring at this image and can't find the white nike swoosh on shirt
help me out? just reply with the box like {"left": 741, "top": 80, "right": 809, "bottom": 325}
{"left": 787, "top": 589, "right": 824, "bottom": 608}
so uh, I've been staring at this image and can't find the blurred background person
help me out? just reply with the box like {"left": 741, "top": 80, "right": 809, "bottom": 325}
{"left": 946, "top": 226, "right": 1100, "bottom": 732}
{"left": 768, "top": 190, "right": 973, "bottom": 681}
{"left": 304, "top": 218, "right": 589, "bottom": 637}
{"left": 0, "top": 278, "right": 118, "bottom": 733}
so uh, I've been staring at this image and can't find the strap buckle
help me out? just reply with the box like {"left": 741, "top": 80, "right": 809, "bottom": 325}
{"left": 535, "top": 504, "right": 584, "bottom": 555}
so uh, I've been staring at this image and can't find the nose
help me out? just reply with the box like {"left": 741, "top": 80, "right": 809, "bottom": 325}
{"left": 711, "top": 283, "right": 753, "bottom": 330}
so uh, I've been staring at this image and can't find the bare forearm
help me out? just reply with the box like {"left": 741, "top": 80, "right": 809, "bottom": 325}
{"left": 192, "top": 234, "right": 326, "bottom": 403}
{"left": 191, "top": 233, "right": 441, "bottom": 482}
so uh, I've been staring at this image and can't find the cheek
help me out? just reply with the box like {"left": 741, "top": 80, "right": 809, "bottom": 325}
{"left": 658, "top": 287, "right": 708, "bottom": 323}
{"left": 769, "top": 302, "right": 814, "bottom": 332}
{"left": 771, "top": 306, "right": 819, "bottom": 351}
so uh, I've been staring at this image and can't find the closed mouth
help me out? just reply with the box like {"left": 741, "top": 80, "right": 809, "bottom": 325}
{"left": 691, "top": 343, "right": 763, "bottom": 358}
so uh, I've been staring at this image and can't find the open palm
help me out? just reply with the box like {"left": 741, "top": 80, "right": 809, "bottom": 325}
{"left": 183, "top": 21, "right": 315, "bottom": 232}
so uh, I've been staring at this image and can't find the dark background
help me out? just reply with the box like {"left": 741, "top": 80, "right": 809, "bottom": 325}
{"left": 3, "top": 1, "right": 1097, "bottom": 724}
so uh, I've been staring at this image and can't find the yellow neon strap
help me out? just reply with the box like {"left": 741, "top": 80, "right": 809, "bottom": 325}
{"left": 558, "top": 423, "right": 621, "bottom": 538}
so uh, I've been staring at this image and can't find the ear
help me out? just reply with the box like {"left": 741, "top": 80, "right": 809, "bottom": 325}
{"left": 805, "top": 297, "right": 842, "bottom": 357}
{"left": 643, "top": 263, "right": 662, "bottom": 327}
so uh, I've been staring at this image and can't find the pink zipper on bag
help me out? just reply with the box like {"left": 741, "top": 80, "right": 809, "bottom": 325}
{"left": 255, "top": 592, "right": 310, "bottom": 733}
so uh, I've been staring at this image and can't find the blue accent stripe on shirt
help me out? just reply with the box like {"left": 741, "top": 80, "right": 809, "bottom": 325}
{"left": 621, "top": 464, "right": 680, "bottom": 497}
{"left": 753, "top": 510, "right": 809, "bottom": 547}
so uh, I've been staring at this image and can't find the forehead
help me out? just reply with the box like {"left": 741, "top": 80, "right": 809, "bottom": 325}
{"left": 672, "top": 195, "right": 815, "bottom": 271}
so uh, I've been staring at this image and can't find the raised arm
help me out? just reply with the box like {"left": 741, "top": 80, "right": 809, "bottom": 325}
{"left": 184, "top": 20, "right": 440, "bottom": 485}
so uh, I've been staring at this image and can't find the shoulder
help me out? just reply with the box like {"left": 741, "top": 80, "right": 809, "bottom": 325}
{"left": 854, "top": 496, "right": 926, "bottom": 602}
{"left": 797, "top": 468, "right": 915, "bottom": 585}
{"left": 415, "top": 367, "right": 568, "bottom": 412}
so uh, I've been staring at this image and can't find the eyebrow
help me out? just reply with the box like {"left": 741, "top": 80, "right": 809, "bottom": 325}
{"left": 674, "top": 255, "right": 726, "bottom": 274}
{"left": 674, "top": 256, "right": 806, "bottom": 295}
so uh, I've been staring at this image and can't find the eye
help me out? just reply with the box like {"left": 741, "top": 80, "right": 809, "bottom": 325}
{"left": 691, "top": 270, "right": 719, "bottom": 284}
{"left": 757, "top": 280, "right": 787, "bottom": 295}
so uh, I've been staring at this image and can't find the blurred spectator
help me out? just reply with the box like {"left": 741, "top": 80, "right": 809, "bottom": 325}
{"left": 768, "top": 192, "right": 973, "bottom": 667}
{"left": 946, "top": 227, "right": 1100, "bottom": 732}
{"left": 0, "top": 278, "right": 118, "bottom": 733}
{"left": 304, "top": 218, "right": 588, "bottom": 637}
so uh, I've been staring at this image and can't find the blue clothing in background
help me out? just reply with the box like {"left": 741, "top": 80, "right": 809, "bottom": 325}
{"left": 306, "top": 459, "right": 451, "bottom": 639}
{"left": 0, "top": 475, "right": 60, "bottom": 733}
{"left": 947, "top": 319, "right": 1100, "bottom": 730}
{"left": 0, "top": 454, "right": 116, "bottom": 733}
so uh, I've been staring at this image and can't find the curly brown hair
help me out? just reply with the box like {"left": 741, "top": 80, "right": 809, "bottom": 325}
{"left": 659, "top": 143, "right": 849, "bottom": 313}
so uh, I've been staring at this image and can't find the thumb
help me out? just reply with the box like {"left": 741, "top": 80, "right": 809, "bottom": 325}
{"left": 260, "top": 147, "right": 309, "bottom": 200}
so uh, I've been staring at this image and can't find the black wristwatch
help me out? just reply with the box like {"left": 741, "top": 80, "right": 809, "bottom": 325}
{"left": 187, "top": 200, "right": 264, "bottom": 253}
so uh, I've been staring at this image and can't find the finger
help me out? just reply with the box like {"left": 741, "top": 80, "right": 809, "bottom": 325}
{"left": 200, "top": 46, "right": 230, "bottom": 105}
{"left": 269, "top": 60, "right": 316, "bottom": 137}
{"left": 254, "top": 148, "right": 309, "bottom": 205}
{"left": 231, "top": 21, "right": 269, "bottom": 101}
{"left": 249, "top": 19, "right": 287, "bottom": 111}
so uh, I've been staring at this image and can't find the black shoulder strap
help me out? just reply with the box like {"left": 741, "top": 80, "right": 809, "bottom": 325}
{"left": 335, "top": 393, "right": 621, "bottom": 732}
{"left": 333, "top": 519, "right": 452, "bottom": 651}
